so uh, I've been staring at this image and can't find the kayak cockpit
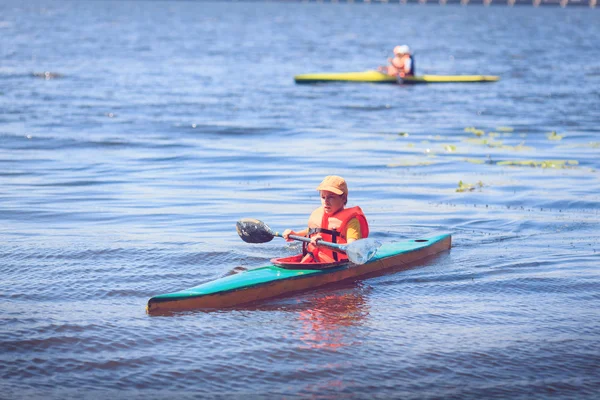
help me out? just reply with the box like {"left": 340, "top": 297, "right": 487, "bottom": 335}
{"left": 270, "top": 254, "right": 349, "bottom": 270}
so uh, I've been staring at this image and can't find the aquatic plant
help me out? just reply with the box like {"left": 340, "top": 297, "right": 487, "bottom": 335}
{"left": 464, "top": 127, "right": 486, "bottom": 136}
{"left": 464, "top": 137, "right": 504, "bottom": 148}
{"left": 496, "top": 160, "right": 579, "bottom": 169}
{"left": 464, "top": 158, "right": 486, "bottom": 165}
{"left": 500, "top": 142, "right": 534, "bottom": 152}
{"left": 387, "top": 160, "right": 434, "bottom": 167}
{"left": 556, "top": 142, "right": 600, "bottom": 149}
{"left": 547, "top": 131, "right": 564, "bottom": 141}
{"left": 456, "top": 180, "right": 484, "bottom": 192}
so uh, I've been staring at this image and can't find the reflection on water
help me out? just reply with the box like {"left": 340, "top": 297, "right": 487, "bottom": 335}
{"left": 297, "top": 288, "right": 370, "bottom": 350}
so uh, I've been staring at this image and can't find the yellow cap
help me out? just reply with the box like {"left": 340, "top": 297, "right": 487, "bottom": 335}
{"left": 316, "top": 175, "right": 348, "bottom": 195}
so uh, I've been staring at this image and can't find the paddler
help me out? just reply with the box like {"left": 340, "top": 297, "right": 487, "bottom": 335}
{"left": 378, "top": 45, "right": 415, "bottom": 78}
{"left": 282, "top": 175, "right": 369, "bottom": 263}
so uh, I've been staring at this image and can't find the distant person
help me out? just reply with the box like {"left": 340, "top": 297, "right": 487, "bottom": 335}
{"left": 282, "top": 175, "right": 369, "bottom": 263}
{"left": 378, "top": 45, "right": 415, "bottom": 78}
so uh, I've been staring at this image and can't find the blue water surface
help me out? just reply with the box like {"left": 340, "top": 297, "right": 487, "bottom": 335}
{"left": 1, "top": 1, "right": 599, "bottom": 399}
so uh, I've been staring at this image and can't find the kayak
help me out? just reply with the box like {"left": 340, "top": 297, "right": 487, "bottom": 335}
{"left": 294, "top": 70, "right": 499, "bottom": 84}
{"left": 146, "top": 233, "right": 451, "bottom": 313}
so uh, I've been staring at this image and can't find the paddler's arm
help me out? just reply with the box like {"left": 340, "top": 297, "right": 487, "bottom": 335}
{"left": 282, "top": 228, "right": 309, "bottom": 242}
{"left": 377, "top": 65, "right": 397, "bottom": 77}
{"left": 345, "top": 218, "right": 362, "bottom": 244}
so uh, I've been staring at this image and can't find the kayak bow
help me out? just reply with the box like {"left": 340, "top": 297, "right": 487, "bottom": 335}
{"left": 146, "top": 234, "right": 451, "bottom": 313}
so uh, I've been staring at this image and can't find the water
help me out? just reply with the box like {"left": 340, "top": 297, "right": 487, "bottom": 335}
{"left": 1, "top": 1, "right": 599, "bottom": 398}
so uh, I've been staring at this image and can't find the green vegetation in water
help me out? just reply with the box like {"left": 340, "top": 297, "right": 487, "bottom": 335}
{"left": 464, "top": 127, "right": 485, "bottom": 137}
{"left": 398, "top": 132, "right": 410, "bottom": 137}
{"left": 497, "top": 160, "right": 579, "bottom": 169}
{"left": 456, "top": 180, "right": 484, "bottom": 192}
{"left": 463, "top": 129, "right": 533, "bottom": 151}
{"left": 465, "top": 126, "right": 529, "bottom": 144}
{"left": 464, "top": 158, "right": 487, "bottom": 165}
{"left": 387, "top": 160, "right": 435, "bottom": 167}
{"left": 462, "top": 158, "right": 580, "bottom": 169}
{"left": 557, "top": 142, "right": 600, "bottom": 149}
{"left": 547, "top": 131, "right": 564, "bottom": 141}
{"left": 444, "top": 144, "right": 457, "bottom": 152}
{"left": 464, "top": 137, "right": 504, "bottom": 148}
{"left": 500, "top": 142, "right": 534, "bottom": 152}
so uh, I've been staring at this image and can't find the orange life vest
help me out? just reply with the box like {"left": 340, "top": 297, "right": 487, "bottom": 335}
{"left": 304, "top": 206, "right": 369, "bottom": 263}
{"left": 391, "top": 54, "right": 414, "bottom": 77}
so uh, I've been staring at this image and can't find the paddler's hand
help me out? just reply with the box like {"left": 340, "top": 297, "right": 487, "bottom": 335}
{"left": 282, "top": 229, "right": 295, "bottom": 242}
{"left": 310, "top": 234, "right": 323, "bottom": 245}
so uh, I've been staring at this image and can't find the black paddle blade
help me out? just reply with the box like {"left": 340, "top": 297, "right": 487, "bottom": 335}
{"left": 236, "top": 218, "right": 276, "bottom": 243}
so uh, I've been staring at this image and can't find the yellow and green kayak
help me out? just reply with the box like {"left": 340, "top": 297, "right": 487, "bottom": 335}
{"left": 294, "top": 70, "right": 499, "bottom": 84}
{"left": 146, "top": 233, "right": 451, "bottom": 313}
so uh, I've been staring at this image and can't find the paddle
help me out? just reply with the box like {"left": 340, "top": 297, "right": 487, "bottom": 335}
{"left": 236, "top": 218, "right": 381, "bottom": 265}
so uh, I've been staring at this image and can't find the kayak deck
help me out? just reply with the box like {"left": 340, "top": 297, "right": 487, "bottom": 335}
{"left": 146, "top": 234, "right": 451, "bottom": 313}
{"left": 294, "top": 70, "right": 499, "bottom": 84}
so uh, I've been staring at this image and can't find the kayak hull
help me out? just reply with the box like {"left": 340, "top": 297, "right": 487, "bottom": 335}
{"left": 146, "top": 234, "right": 451, "bottom": 313}
{"left": 294, "top": 70, "right": 499, "bottom": 84}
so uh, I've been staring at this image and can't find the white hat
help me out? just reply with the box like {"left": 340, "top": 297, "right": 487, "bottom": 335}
{"left": 393, "top": 45, "right": 410, "bottom": 55}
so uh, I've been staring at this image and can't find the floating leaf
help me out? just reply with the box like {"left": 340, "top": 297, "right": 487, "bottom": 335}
{"left": 444, "top": 144, "right": 457, "bottom": 152}
{"left": 556, "top": 142, "right": 599, "bottom": 149}
{"left": 387, "top": 160, "right": 434, "bottom": 167}
{"left": 547, "top": 131, "right": 564, "bottom": 141}
{"left": 496, "top": 126, "right": 514, "bottom": 132}
{"left": 456, "top": 180, "right": 484, "bottom": 192}
{"left": 398, "top": 132, "right": 410, "bottom": 137}
{"left": 465, "top": 138, "right": 504, "bottom": 148}
{"left": 465, "top": 127, "right": 486, "bottom": 137}
{"left": 496, "top": 159, "right": 579, "bottom": 169}
{"left": 499, "top": 142, "right": 534, "bottom": 152}
{"left": 464, "top": 158, "right": 486, "bottom": 164}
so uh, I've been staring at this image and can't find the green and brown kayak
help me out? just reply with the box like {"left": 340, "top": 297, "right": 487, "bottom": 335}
{"left": 294, "top": 70, "right": 499, "bottom": 84}
{"left": 146, "top": 233, "right": 451, "bottom": 313}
